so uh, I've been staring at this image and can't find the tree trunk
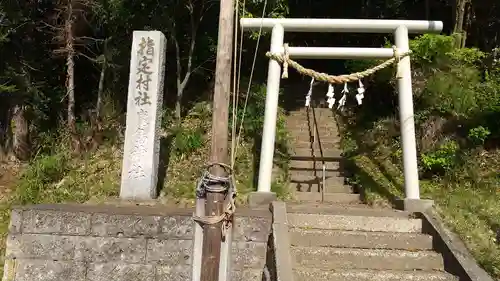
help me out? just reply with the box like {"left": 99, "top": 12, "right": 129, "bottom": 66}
{"left": 461, "top": 2, "right": 473, "bottom": 48}
{"left": 96, "top": 39, "right": 108, "bottom": 120}
{"left": 96, "top": 56, "right": 107, "bottom": 119}
{"left": 12, "top": 104, "right": 30, "bottom": 161}
{"left": 175, "top": 92, "right": 182, "bottom": 121}
{"left": 453, "top": 0, "right": 468, "bottom": 47}
{"left": 65, "top": 0, "right": 79, "bottom": 151}
{"left": 0, "top": 103, "right": 11, "bottom": 162}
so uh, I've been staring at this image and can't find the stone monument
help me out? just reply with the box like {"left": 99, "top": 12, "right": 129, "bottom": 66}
{"left": 120, "top": 31, "right": 166, "bottom": 199}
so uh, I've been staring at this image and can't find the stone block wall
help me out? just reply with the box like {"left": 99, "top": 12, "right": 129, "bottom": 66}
{"left": 3, "top": 204, "right": 271, "bottom": 281}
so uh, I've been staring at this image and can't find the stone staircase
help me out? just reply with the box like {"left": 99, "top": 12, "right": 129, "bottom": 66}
{"left": 287, "top": 107, "right": 359, "bottom": 204}
{"left": 284, "top": 107, "right": 459, "bottom": 281}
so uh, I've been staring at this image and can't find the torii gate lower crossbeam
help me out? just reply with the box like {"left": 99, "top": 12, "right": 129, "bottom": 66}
{"left": 242, "top": 18, "right": 443, "bottom": 212}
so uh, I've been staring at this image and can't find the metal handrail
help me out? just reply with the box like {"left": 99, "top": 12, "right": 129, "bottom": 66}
{"left": 309, "top": 103, "right": 326, "bottom": 202}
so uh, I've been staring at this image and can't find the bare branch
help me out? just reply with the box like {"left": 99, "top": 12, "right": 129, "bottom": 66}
{"left": 77, "top": 52, "right": 98, "bottom": 62}
{"left": 191, "top": 56, "right": 216, "bottom": 74}
{"left": 20, "top": 61, "right": 42, "bottom": 72}
{"left": 39, "top": 21, "right": 63, "bottom": 31}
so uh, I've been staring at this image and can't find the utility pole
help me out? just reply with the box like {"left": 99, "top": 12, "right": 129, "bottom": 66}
{"left": 200, "top": 0, "right": 235, "bottom": 280}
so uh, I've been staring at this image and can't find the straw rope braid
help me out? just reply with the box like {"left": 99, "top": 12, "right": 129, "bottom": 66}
{"left": 267, "top": 45, "right": 412, "bottom": 84}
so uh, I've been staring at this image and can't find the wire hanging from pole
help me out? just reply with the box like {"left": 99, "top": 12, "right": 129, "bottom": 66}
{"left": 233, "top": 0, "right": 269, "bottom": 165}
{"left": 230, "top": 0, "right": 241, "bottom": 169}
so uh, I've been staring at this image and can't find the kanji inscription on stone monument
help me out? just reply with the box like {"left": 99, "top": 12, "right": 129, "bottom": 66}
{"left": 120, "top": 31, "right": 167, "bottom": 199}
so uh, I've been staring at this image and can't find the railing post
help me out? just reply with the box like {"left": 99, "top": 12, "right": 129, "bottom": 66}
{"left": 395, "top": 25, "right": 420, "bottom": 200}
{"left": 257, "top": 24, "right": 284, "bottom": 193}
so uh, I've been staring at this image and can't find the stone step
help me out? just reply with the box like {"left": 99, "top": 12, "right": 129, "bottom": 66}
{"left": 286, "top": 119, "right": 336, "bottom": 125}
{"left": 288, "top": 110, "right": 334, "bottom": 117}
{"left": 232, "top": 269, "right": 265, "bottom": 281}
{"left": 289, "top": 160, "right": 341, "bottom": 171}
{"left": 293, "top": 135, "right": 341, "bottom": 143}
{"left": 294, "top": 268, "right": 458, "bottom": 281}
{"left": 286, "top": 203, "right": 412, "bottom": 218}
{"left": 292, "top": 141, "right": 340, "bottom": 149}
{"left": 290, "top": 169, "right": 342, "bottom": 178}
{"left": 287, "top": 213, "right": 422, "bottom": 233}
{"left": 290, "top": 148, "right": 342, "bottom": 159}
{"left": 289, "top": 147, "right": 342, "bottom": 156}
{"left": 286, "top": 118, "right": 335, "bottom": 123}
{"left": 287, "top": 122, "right": 337, "bottom": 130}
{"left": 286, "top": 125, "right": 338, "bottom": 131}
{"left": 290, "top": 228, "right": 434, "bottom": 250}
{"left": 285, "top": 124, "right": 339, "bottom": 133}
{"left": 290, "top": 174, "right": 345, "bottom": 185}
{"left": 288, "top": 133, "right": 340, "bottom": 141}
{"left": 286, "top": 120, "right": 336, "bottom": 127}
{"left": 292, "top": 246, "right": 444, "bottom": 271}
{"left": 294, "top": 192, "right": 360, "bottom": 204}
{"left": 289, "top": 183, "right": 352, "bottom": 193}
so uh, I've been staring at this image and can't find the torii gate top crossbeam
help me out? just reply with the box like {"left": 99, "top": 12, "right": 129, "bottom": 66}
{"left": 240, "top": 18, "right": 443, "bottom": 34}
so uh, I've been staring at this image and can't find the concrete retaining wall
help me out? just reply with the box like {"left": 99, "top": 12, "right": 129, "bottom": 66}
{"left": 3, "top": 204, "right": 271, "bottom": 281}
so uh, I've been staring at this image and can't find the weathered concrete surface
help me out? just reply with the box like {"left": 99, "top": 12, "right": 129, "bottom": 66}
{"left": 293, "top": 192, "right": 360, "bottom": 203}
{"left": 292, "top": 246, "right": 444, "bottom": 270}
{"left": 294, "top": 268, "right": 458, "bottom": 281}
{"left": 267, "top": 201, "right": 295, "bottom": 281}
{"left": 289, "top": 228, "right": 434, "bottom": 250}
{"left": 288, "top": 213, "right": 422, "bottom": 232}
{"left": 286, "top": 202, "right": 411, "bottom": 216}
{"left": 291, "top": 183, "right": 352, "bottom": 193}
{"left": 248, "top": 191, "right": 276, "bottom": 209}
{"left": 396, "top": 198, "right": 434, "bottom": 212}
{"left": 290, "top": 173, "right": 345, "bottom": 184}
{"left": 289, "top": 160, "right": 341, "bottom": 170}
{"left": 3, "top": 204, "right": 272, "bottom": 281}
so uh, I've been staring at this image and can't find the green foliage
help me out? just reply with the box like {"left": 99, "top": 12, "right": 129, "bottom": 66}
{"left": 422, "top": 67, "right": 483, "bottom": 117}
{"left": 232, "top": 82, "right": 288, "bottom": 150}
{"left": 0, "top": 83, "right": 16, "bottom": 94}
{"left": 449, "top": 47, "right": 487, "bottom": 65}
{"left": 468, "top": 126, "right": 491, "bottom": 146}
{"left": 421, "top": 139, "right": 459, "bottom": 175}
{"left": 172, "top": 127, "right": 205, "bottom": 157}
{"left": 410, "top": 34, "right": 456, "bottom": 67}
{"left": 406, "top": 35, "right": 500, "bottom": 123}
{"left": 15, "top": 153, "right": 68, "bottom": 204}
{"left": 410, "top": 34, "right": 486, "bottom": 69}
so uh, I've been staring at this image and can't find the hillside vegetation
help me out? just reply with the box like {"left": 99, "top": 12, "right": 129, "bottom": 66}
{"left": 340, "top": 34, "right": 500, "bottom": 278}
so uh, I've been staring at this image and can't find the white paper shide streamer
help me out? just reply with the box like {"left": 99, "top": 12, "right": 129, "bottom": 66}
{"left": 356, "top": 80, "right": 365, "bottom": 105}
{"left": 326, "top": 84, "right": 335, "bottom": 108}
{"left": 305, "top": 77, "right": 314, "bottom": 107}
{"left": 337, "top": 82, "right": 348, "bottom": 110}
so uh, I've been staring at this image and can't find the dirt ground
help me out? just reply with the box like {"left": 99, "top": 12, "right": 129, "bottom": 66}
{"left": 0, "top": 163, "right": 21, "bottom": 204}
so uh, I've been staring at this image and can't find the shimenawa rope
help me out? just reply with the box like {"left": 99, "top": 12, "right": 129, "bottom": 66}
{"left": 267, "top": 45, "right": 412, "bottom": 84}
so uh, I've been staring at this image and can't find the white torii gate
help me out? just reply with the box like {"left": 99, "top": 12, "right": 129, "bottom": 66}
{"left": 241, "top": 18, "right": 443, "bottom": 211}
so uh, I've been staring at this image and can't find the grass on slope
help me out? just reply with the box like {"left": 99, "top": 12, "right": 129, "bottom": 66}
{"left": 340, "top": 123, "right": 500, "bottom": 279}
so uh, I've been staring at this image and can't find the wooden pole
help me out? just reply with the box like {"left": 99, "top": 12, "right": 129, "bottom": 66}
{"left": 200, "top": 0, "right": 235, "bottom": 280}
